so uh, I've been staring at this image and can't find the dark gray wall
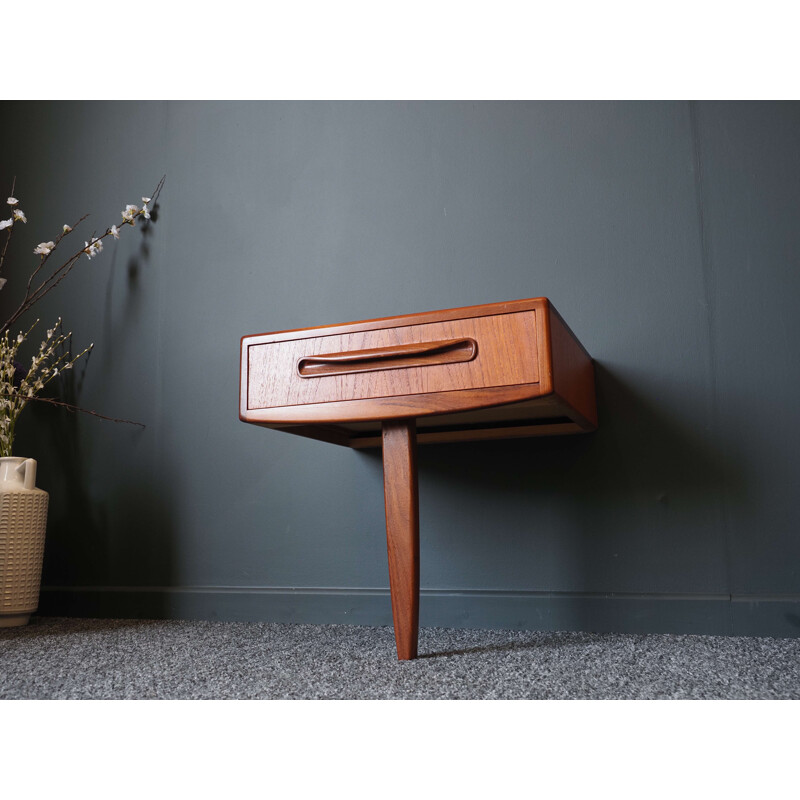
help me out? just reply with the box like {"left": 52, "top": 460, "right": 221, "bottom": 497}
{"left": 1, "top": 101, "right": 798, "bottom": 636}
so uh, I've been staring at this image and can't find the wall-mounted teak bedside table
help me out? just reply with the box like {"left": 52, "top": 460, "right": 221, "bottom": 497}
{"left": 239, "top": 298, "right": 597, "bottom": 660}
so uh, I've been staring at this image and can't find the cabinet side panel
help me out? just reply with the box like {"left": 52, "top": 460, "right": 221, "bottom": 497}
{"left": 549, "top": 305, "right": 598, "bottom": 430}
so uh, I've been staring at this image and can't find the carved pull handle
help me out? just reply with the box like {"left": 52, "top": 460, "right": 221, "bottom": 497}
{"left": 297, "top": 338, "right": 478, "bottom": 378}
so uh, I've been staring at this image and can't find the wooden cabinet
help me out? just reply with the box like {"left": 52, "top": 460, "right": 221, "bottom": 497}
{"left": 240, "top": 297, "right": 597, "bottom": 659}
{"left": 241, "top": 297, "right": 596, "bottom": 445}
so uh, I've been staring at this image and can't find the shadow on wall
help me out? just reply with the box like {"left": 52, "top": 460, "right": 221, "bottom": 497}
{"left": 17, "top": 198, "right": 176, "bottom": 620}
{"left": 23, "top": 362, "right": 178, "bottom": 621}
{"left": 100, "top": 199, "right": 160, "bottom": 373}
{"left": 357, "top": 362, "right": 745, "bottom": 630}
{"left": 414, "top": 362, "right": 743, "bottom": 504}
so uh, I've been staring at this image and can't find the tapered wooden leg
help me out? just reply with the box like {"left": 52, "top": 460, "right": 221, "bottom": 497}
{"left": 382, "top": 419, "right": 420, "bottom": 661}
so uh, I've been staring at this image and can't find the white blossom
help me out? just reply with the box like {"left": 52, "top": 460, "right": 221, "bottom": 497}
{"left": 84, "top": 239, "right": 101, "bottom": 259}
{"left": 142, "top": 196, "right": 151, "bottom": 204}
{"left": 141, "top": 203, "right": 150, "bottom": 220}
{"left": 12, "top": 209, "right": 26, "bottom": 223}
{"left": 122, "top": 204, "right": 139, "bottom": 223}
{"left": 63, "top": 224, "right": 72, "bottom": 233}
{"left": 7, "top": 197, "right": 18, "bottom": 205}
{"left": 109, "top": 224, "right": 120, "bottom": 239}
{"left": 34, "top": 241, "right": 55, "bottom": 256}
{"left": 0, "top": 218, "right": 12, "bottom": 230}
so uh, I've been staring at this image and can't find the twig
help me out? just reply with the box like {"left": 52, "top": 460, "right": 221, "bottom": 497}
{"left": 0, "top": 176, "right": 17, "bottom": 275}
{"left": 24, "top": 213, "right": 89, "bottom": 297}
{"left": 0, "top": 392, "right": 146, "bottom": 428}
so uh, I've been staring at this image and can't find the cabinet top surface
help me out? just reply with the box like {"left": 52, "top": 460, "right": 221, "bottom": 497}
{"left": 241, "top": 297, "right": 553, "bottom": 345}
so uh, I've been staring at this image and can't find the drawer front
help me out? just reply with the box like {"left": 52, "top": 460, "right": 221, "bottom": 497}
{"left": 247, "top": 310, "right": 538, "bottom": 410}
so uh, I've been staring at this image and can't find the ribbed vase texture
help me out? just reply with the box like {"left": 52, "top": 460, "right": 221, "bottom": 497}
{"left": 0, "top": 459, "right": 49, "bottom": 625}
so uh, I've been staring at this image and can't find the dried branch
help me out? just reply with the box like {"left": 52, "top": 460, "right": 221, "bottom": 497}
{"left": 24, "top": 213, "right": 89, "bottom": 299}
{"left": 0, "top": 176, "right": 164, "bottom": 452}
{"left": 1, "top": 175, "right": 166, "bottom": 336}
{"left": 0, "top": 176, "right": 17, "bottom": 274}
{"left": 0, "top": 392, "right": 146, "bottom": 428}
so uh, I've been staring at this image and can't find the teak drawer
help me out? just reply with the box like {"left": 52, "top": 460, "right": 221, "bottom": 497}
{"left": 240, "top": 297, "right": 597, "bottom": 447}
{"left": 247, "top": 310, "right": 539, "bottom": 410}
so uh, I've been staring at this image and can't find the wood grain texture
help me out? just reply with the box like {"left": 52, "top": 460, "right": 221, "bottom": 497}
{"left": 382, "top": 419, "right": 420, "bottom": 660}
{"left": 241, "top": 384, "right": 545, "bottom": 426}
{"left": 247, "top": 311, "right": 538, "bottom": 410}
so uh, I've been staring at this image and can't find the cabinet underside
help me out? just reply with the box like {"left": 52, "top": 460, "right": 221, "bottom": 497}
{"left": 267, "top": 393, "right": 592, "bottom": 448}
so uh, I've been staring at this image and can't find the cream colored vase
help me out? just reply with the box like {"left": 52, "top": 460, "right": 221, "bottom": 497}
{"left": 0, "top": 457, "right": 49, "bottom": 627}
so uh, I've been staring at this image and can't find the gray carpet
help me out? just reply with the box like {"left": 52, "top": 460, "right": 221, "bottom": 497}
{"left": 1, "top": 616, "right": 798, "bottom": 699}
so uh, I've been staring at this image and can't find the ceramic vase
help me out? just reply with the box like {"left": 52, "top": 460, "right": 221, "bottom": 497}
{"left": 0, "top": 457, "right": 49, "bottom": 627}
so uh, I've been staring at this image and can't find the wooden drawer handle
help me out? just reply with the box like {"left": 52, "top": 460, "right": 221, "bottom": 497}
{"left": 297, "top": 338, "right": 478, "bottom": 378}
